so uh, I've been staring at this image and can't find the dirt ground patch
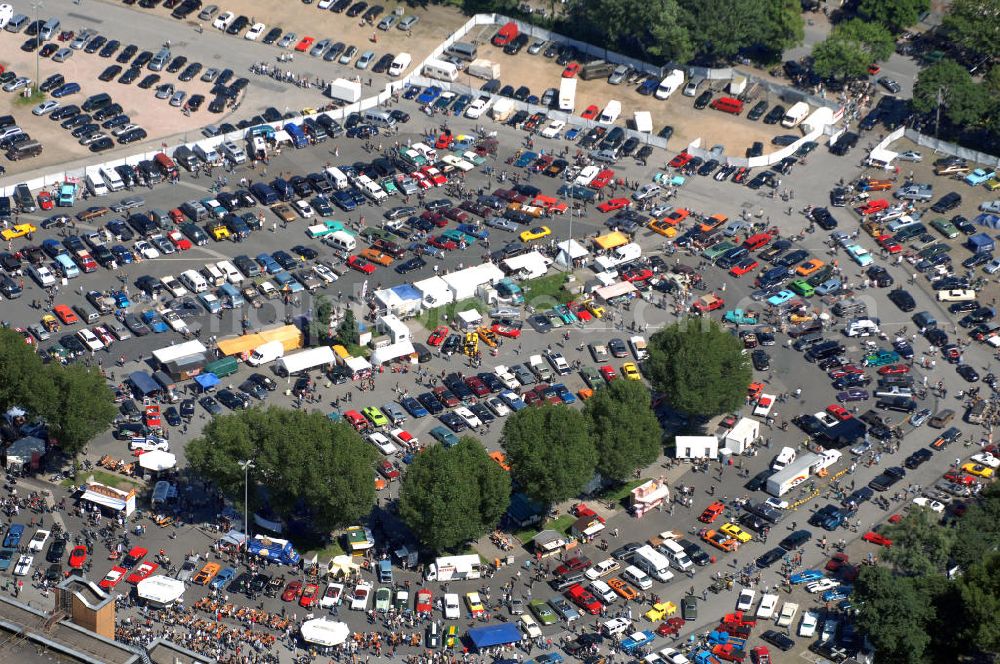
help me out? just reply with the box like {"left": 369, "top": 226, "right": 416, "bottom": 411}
{"left": 471, "top": 42, "right": 782, "bottom": 157}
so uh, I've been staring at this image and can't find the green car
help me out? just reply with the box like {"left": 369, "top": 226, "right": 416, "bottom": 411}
{"left": 362, "top": 406, "right": 389, "bottom": 427}
{"left": 702, "top": 241, "right": 736, "bottom": 261}
{"left": 788, "top": 279, "right": 815, "bottom": 297}
{"left": 529, "top": 598, "right": 557, "bottom": 626}
{"left": 430, "top": 425, "right": 459, "bottom": 447}
{"left": 442, "top": 228, "right": 475, "bottom": 245}
{"left": 554, "top": 304, "right": 578, "bottom": 324}
{"left": 580, "top": 366, "right": 604, "bottom": 390}
{"left": 360, "top": 227, "right": 392, "bottom": 242}
{"left": 930, "top": 218, "right": 959, "bottom": 239}
{"left": 380, "top": 177, "right": 399, "bottom": 195}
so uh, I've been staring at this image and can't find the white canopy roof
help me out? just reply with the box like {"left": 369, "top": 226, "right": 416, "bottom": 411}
{"left": 371, "top": 340, "right": 416, "bottom": 366}
{"left": 344, "top": 356, "right": 372, "bottom": 374}
{"left": 138, "top": 450, "right": 177, "bottom": 472}
{"left": 301, "top": 619, "right": 351, "bottom": 647}
{"left": 458, "top": 309, "right": 483, "bottom": 325}
{"left": 136, "top": 576, "right": 186, "bottom": 605}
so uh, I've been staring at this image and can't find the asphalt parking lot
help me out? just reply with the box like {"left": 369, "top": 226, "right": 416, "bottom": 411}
{"left": 0, "top": 71, "right": 998, "bottom": 663}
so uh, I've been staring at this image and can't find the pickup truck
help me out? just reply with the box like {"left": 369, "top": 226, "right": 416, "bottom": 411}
{"left": 529, "top": 354, "right": 552, "bottom": 381}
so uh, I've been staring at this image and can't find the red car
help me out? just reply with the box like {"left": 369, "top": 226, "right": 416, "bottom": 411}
{"left": 126, "top": 561, "right": 159, "bottom": 584}
{"left": 464, "top": 375, "right": 490, "bottom": 396}
{"left": 858, "top": 199, "right": 890, "bottom": 216}
{"left": 829, "top": 365, "right": 865, "bottom": 379}
{"left": 122, "top": 546, "right": 148, "bottom": 569}
{"left": 589, "top": 169, "right": 615, "bottom": 189}
{"left": 428, "top": 236, "right": 458, "bottom": 250}
{"left": 347, "top": 256, "right": 376, "bottom": 274}
{"left": 427, "top": 325, "right": 449, "bottom": 346}
{"left": 378, "top": 459, "right": 400, "bottom": 481}
{"left": 99, "top": 566, "right": 127, "bottom": 589}
{"left": 37, "top": 191, "right": 54, "bottom": 210}
{"left": 299, "top": 582, "right": 320, "bottom": 607}
{"left": 669, "top": 152, "right": 693, "bottom": 169}
{"left": 743, "top": 233, "right": 772, "bottom": 250}
{"left": 862, "top": 531, "right": 893, "bottom": 547}
{"left": 169, "top": 208, "right": 185, "bottom": 224}
{"left": 167, "top": 229, "right": 192, "bottom": 250}
{"left": 562, "top": 62, "right": 581, "bottom": 78}
{"left": 294, "top": 36, "right": 315, "bottom": 52}
{"left": 411, "top": 171, "right": 432, "bottom": 189}
{"left": 825, "top": 552, "right": 849, "bottom": 572}
{"left": 421, "top": 210, "right": 447, "bottom": 227}
{"left": 282, "top": 580, "right": 304, "bottom": 601}
{"left": 580, "top": 105, "right": 599, "bottom": 120}
{"left": 554, "top": 556, "right": 591, "bottom": 577}
{"left": 434, "top": 133, "right": 454, "bottom": 150}
{"left": 597, "top": 198, "right": 631, "bottom": 213}
{"left": 825, "top": 404, "right": 852, "bottom": 421}
{"left": 344, "top": 410, "right": 369, "bottom": 432}
{"left": 876, "top": 234, "right": 903, "bottom": 253}
{"left": 656, "top": 617, "right": 686, "bottom": 636}
{"left": 750, "top": 646, "right": 772, "bottom": 664}
{"left": 69, "top": 545, "right": 87, "bottom": 569}
{"left": 565, "top": 583, "right": 602, "bottom": 614}
{"left": 432, "top": 386, "right": 460, "bottom": 408}
{"left": 878, "top": 364, "right": 910, "bottom": 375}
{"left": 699, "top": 501, "right": 725, "bottom": 523}
{"left": 491, "top": 323, "right": 521, "bottom": 338}
{"left": 600, "top": 365, "right": 617, "bottom": 382}
{"left": 729, "top": 259, "right": 759, "bottom": 277}
{"left": 622, "top": 267, "right": 654, "bottom": 283}
{"left": 53, "top": 304, "right": 80, "bottom": 325}
{"left": 421, "top": 166, "right": 447, "bottom": 186}
{"left": 416, "top": 589, "right": 433, "bottom": 614}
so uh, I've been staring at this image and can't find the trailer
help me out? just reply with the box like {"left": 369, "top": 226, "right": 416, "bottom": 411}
{"left": 327, "top": 78, "right": 362, "bottom": 103}
{"left": 633, "top": 111, "right": 653, "bottom": 134}
{"left": 468, "top": 58, "right": 500, "bottom": 80}
{"left": 765, "top": 452, "right": 823, "bottom": 497}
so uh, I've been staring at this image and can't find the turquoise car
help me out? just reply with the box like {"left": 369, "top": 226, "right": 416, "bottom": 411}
{"left": 554, "top": 304, "right": 578, "bottom": 324}
{"left": 442, "top": 228, "right": 475, "bottom": 245}
{"left": 965, "top": 168, "right": 995, "bottom": 186}
{"left": 430, "top": 425, "right": 459, "bottom": 447}
{"left": 863, "top": 349, "right": 901, "bottom": 367}
{"left": 767, "top": 290, "right": 796, "bottom": 306}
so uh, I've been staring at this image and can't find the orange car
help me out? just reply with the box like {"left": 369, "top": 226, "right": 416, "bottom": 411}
{"left": 489, "top": 451, "right": 511, "bottom": 471}
{"left": 700, "top": 213, "right": 728, "bottom": 233}
{"left": 607, "top": 576, "right": 638, "bottom": 600}
{"left": 52, "top": 304, "right": 79, "bottom": 325}
{"left": 299, "top": 582, "right": 320, "bottom": 607}
{"left": 648, "top": 219, "right": 677, "bottom": 237}
{"left": 359, "top": 248, "right": 394, "bottom": 266}
{"left": 702, "top": 529, "right": 738, "bottom": 552}
{"left": 796, "top": 259, "right": 825, "bottom": 276}
{"left": 193, "top": 562, "right": 220, "bottom": 585}
{"left": 857, "top": 178, "right": 893, "bottom": 192}
{"left": 698, "top": 501, "right": 726, "bottom": 523}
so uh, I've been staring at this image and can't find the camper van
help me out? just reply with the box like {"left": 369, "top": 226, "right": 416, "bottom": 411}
{"left": 324, "top": 166, "right": 349, "bottom": 190}
{"left": 422, "top": 58, "right": 459, "bottom": 83}
{"left": 85, "top": 173, "right": 109, "bottom": 197}
{"left": 179, "top": 269, "right": 209, "bottom": 293}
{"left": 781, "top": 102, "right": 810, "bottom": 128}
{"left": 388, "top": 53, "right": 411, "bottom": 77}
{"left": 598, "top": 100, "right": 621, "bottom": 125}
{"left": 362, "top": 109, "right": 396, "bottom": 129}
{"left": 326, "top": 231, "right": 357, "bottom": 255}
{"left": 446, "top": 41, "right": 478, "bottom": 61}
{"left": 99, "top": 167, "right": 125, "bottom": 192}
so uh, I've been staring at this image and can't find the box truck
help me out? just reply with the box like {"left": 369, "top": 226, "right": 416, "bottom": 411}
{"left": 327, "top": 78, "right": 362, "bottom": 103}
{"left": 559, "top": 78, "right": 576, "bottom": 112}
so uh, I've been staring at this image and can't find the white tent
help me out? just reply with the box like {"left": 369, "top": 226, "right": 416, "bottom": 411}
{"left": 138, "top": 450, "right": 177, "bottom": 472}
{"left": 595, "top": 281, "right": 637, "bottom": 302}
{"left": 442, "top": 264, "right": 505, "bottom": 301}
{"left": 301, "top": 619, "right": 351, "bottom": 647}
{"left": 867, "top": 146, "right": 898, "bottom": 169}
{"left": 556, "top": 239, "right": 589, "bottom": 267}
{"left": 457, "top": 309, "right": 483, "bottom": 330}
{"left": 502, "top": 251, "right": 552, "bottom": 280}
{"left": 414, "top": 276, "right": 454, "bottom": 309}
{"left": 371, "top": 340, "right": 416, "bottom": 366}
{"left": 327, "top": 555, "right": 361, "bottom": 578}
{"left": 377, "top": 314, "right": 411, "bottom": 343}
{"left": 343, "top": 355, "right": 373, "bottom": 378}
{"left": 136, "top": 576, "right": 186, "bottom": 606}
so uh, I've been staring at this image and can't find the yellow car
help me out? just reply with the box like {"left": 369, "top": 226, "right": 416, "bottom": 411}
{"left": 647, "top": 219, "right": 677, "bottom": 237}
{"left": 720, "top": 522, "right": 753, "bottom": 543}
{"left": 584, "top": 301, "right": 605, "bottom": 318}
{"left": 795, "top": 259, "right": 825, "bottom": 277}
{"left": 465, "top": 592, "right": 485, "bottom": 616}
{"left": 645, "top": 601, "right": 676, "bottom": 622}
{"left": 986, "top": 177, "right": 1000, "bottom": 192}
{"left": 961, "top": 463, "right": 994, "bottom": 478}
{"left": 622, "top": 362, "right": 642, "bottom": 380}
{"left": 446, "top": 625, "right": 458, "bottom": 648}
{"left": 789, "top": 311, "right": 815, "bottom": 324}
{"left": 519, "top": 226, "right": 551, "bottom": 242}
{"left": 1, "top": 223, "right": 37, "bottom": 241}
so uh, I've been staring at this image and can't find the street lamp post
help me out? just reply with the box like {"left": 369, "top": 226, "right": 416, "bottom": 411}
{"left": 238, "top": 459, "right": 255, "bottom": 545}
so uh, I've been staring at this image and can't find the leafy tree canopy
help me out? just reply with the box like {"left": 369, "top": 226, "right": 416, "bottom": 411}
{"left": 813, "top": 20, "right": 895, "bottom": 80}
{"left": 857, "top": 0, "right": 930, "bottom": 32}
{"left": 679, "top": 0, "right": 802, "bottom": 63}
{"left": 943, "top": 0, "right": 1000, "bottom": 59}
{"left": 854, "top": 566, "right": 936, "bottom": 663}
{"left": 501, "top": 405, "right": 596, "bottom": 505}
{"left": 882, "top": 506, "right": 956, "bottom": 576}
{"left": 398, "top": 437, "right": 511, "bottom": 552}
{"left": 41, "top": 365, "right": 117, "bottom": 458}
{"left": 911, "top": 58, "right": 991, "bottom": 126}
{"left": 584, "top": 379, "right": 662, "bottom": 482}
{"left": 565, "top": 0, "right": 694, "bottom": 63}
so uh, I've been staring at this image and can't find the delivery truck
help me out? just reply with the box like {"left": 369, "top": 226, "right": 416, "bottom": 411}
{"left": 765, "top": 452, "right": 827, "bottom": 497}
{"left": 558, "top": 78, "right": 576, "bottom": 113}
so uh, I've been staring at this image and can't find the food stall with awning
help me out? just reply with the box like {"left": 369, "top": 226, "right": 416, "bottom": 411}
{"left": 136, "top": 576, "right": 186, "bottom": 607}
{"left": 343, "top": 356, "right": 373, "bottom": 379}
{"left": 326, "top": 554, "right": 361, "bottom": 579}
{"left": 300, "top": 619, "right": 350, "bottom": 648}
{"left": 456, "top": 309, "right": 483, "bottom": 331}
{"left": 595, "top": 281, "right": 638, "bottom": 302}
{"left": 466, "top": 623, "right": 522, "bottom": 651}
{"left": 80, "top": 482, "right": 136, "bottom": 516}
{"left": 629, "top": 478, "right": 669, "bottom": 518}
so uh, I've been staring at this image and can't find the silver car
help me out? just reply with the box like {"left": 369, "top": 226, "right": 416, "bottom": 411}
{"left": 608, "top": 64, "right": 631, "bottom": 85}
{"left": 277, "top": 32, "right": 297, "bottom": 49}
{"left": 527, "top": 39, "right": 545, "bottom": 55}
{"left": 155, "top": 83, "right": 175, "bottom": 100}
{"left": 52, "top": 48, "right": 73, "bottom": 63}
{"left": 200, "top": 67, "right": 220, "bottom": 83}
{"left": 339, "top": 45, "right": 357, "bottom": 65}
{"left": 896, "top": 150, "right": 922, "bottom": 162}
{"left": 169, "top": 90, "right": 187, "bottom": 107}
{"left": 356, "top": 50, "right": 375, "bottom": 69}
{"left": 198, "top": 4, "right": 219, "bottom": 20}
{"left": 309, "top": 38, "right": 331, "bottom": 57}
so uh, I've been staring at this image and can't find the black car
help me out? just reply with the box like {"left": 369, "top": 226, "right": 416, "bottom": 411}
{"left": 46, "top": 538, "right": 67, "bottom": 563}
{"left": 133, "top": 50, "right": 154, "bottom": 68}
{"left": 755, "top": 547, "right": 785, "bottom": 569}
{"left": 372, "top": 53, "right": 395, "bottom": 74}
{"left": 842, "top": 486, "right": 874, "bottom": 507}
{"left": 200, "top": 396, "right": 223, "bottom": 415}
{"left": 137, "top": 73, "right": 160, "bottom": 89}
{"left": 931, "top": 192, "right": 962, "bottom": 213}
{"left": 417, "top": 392, "right": 444, "bottom": 415}
{"left": 118, "top": 67, "right": 142, "bottom": 85}
{"left": 888, "top": 288, "right": 916, "bottom": 312}
{"left": 99, "top": 39, "right": 121, "bottom": 58}
{"left": 751, "top": 350, "right": 770, "bottom": 371}
{"left": 763, "top": 105, "right": 785, "bottom": 124}
{"left": 778, "top": 529, "right": 812, "bottom": 551}
{"left": 118, "top": 128, "right": 147, "bottom": 144}
{"left": 747, "top": 101, "right": 768, "bottom": 121}
{"left": 693, "top": 89, "right": 713, "bottom": 109}
{"left": 957, "top": 364, "right": 980, "bottom": 382}
{"left": 904, "top": 448, "right": 933, "bottom": 469}
{"left": 262, "top": 27, "right": 282, "bottom": 44}
{"left": 166, "top": 55, "right": 187, "bottom": 73}
{"left": 746, "top": 469, "right": 773, "bottom": 491}
{"left": 178, "top": 62, "right": 202, "bottom": 82}
{"left": 217, "top": 389, "right": 248, "bottom": 410}
{"left": 761, "top": 630, "right": 795, "bottom": 651}
{"left": 869, "top": 466, "right": 905, "bottom": 491}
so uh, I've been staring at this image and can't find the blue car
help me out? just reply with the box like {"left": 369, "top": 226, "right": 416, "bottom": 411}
{"left": 51, "top": 82, "right": 82, "bottom": 98}
{"left": 620, "top": 630, "right": 655, "bottom": 654}
{"left": 274, "top": 271, "right": 304, "bottom": 293}
{"left": 111, "top": 245, "right": 134, "bottom": 264}
{"left": 141, "top": 310, "right": 169, "bottom": 333}
{"left": 110, "top": 290, "right": 130, "bottom": 308}
{"left": 499, "top": 390, "right": 527, "bottom": 411}
{"left": 637, "top": 78, "right": 658, "bottom": 95}
{"left": 565, "top": 127, "right": 580, "bottom": 141}
{"left": 767, "top": 290, "right": 796, "bottom": 306}
{"left": 551, "top": 383, "right": 577, "bottom": 404}
{"left": 416, "top": 85, "right": 441, "bottom": 105}
{"left": 823, "top": 585, "right": 853, "bottom": 602}
{"left": 402, "top": 85, "right": 421, "bottom": 100}
{"left": 255, "top": 253, "right": 283, "bottom": 274}
{"left": 209, "top": 566, "right": 236, "bottom": 590}
{"left": 333, "top": 191, "right": 357, "bottom": 211}
{"left": 429, "top": 425, "right": 458, "bottom": 447}
{"left": 400, "top": 397, "right": 428, "bottom": 418}
{"left": 514, "top": 151, "right": 538, "bottom": 168}
{"left": 815, "top": 278, "right": 842, "bottom": 295}
{"left": 789, "top": 569, "right": 824, "bottom": 585}
{"left": 0, "top": 547, "right": 14, "bottom": 571}
{"left": 2, "top": 524, "right": 24, "bottom": 549}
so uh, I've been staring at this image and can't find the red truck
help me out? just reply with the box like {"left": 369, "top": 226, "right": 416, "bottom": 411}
{"left": 491, "top": 21, "right": 518, "bottom": 47}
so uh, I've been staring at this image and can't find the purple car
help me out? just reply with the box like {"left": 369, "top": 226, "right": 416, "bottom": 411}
{"left": 837, "top": 388, "right": 870, "bottom": 403}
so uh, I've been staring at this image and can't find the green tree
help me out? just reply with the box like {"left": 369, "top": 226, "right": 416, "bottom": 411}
{"left": 956, "top": 552, "right": 1000, "bottom": 652}
{"left": 679, "top": 0, "right": 802, "bottom": 63}
{"left": 912, "top": 58, "right": 991, "bottom": 126}
{"left": 943, "top": 0, "right": 1000, "bottom": 60}
{"left": 41, "top": 365, "right": 117, "bottom": 459}
{"left": 313, "top": 295, "right": 333, "bottom": 344}
{"left": 951, "top": 484, "right": 1000, "bottom": 569}
{"left": 854, "top": 566, "right": 936, "bottom": 663}
{"left": 584, "top": 379, "right": 662, "bottom": 482}
{"left": 187, "top": 408, "right": 377, "bottom": 533}
{"left": 882, "top": 506, "right": 956, "bottom": 576}
{"left": 337, "top": 308, "right": 359, "bottom": 345}
{"left": 565, "top": 0, "right": 694, "bottom": 63}
{"left": 645, "top": 319, "right": 751, "bottom": 418}
{"left": 398, "top": 437, "right": 511, "bottom": 552}
{"left": 857, "top": 0, "right": 930, "bottom": 32}
{"left": 0, "top": 329, "right": 49, "bottom": 413}
{"left": 813, "top": 20, "right": 895, "bottom": 80}
{"left": 501, "top": 405, "right": 596, "bottom": 505}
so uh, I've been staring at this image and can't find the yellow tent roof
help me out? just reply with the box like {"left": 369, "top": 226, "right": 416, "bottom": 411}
{"left": 594, "top": 231, "right": 629, "bottom": 250}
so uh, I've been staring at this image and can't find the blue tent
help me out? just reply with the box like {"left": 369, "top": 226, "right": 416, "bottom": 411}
{"left": 968, "top": 232, "right": 995, "bottom": 254}
{"left": 466, "top": 624, "right": 521, "bottom": 651}
{"left": 128, "top": 371, "right": 160, "bottom": 396}
{"left": 974, "top": 213, "right": 1000, "bottom": 229}
{"left": 194, "top": 373, "right": 220, "bottom": 391}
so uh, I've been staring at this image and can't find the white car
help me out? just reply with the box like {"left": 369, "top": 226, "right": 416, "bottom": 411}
{"left": 244, "top": 22, "right": 266, "bottom": 40}
{"left": 212, "top": 10, "right": 235, "bottom": 29}
{"left": 313, "top": 263, "right": 338, "bottom": 283}
{"left": 368, "top": 432, "right": 398, "bottom": 455}
{"left": 806, "top": 578, "right": 840, "bottom": 594}
{"left": 257, "top": 281, "right": 278, "bottom": 298}
{"left": 32, "top": 100, "right": 59, "bottom": 116}
{"left": 293, "top": 200, "right": 315, "bottom": 218}
{"left": 30, "top": 265, "right": 56, "bottom": 287}
{"left": 134, "top": 241, "right": 160, "bottom": 260}
{"left": 985, "top": 258, "right": 1000, "bottom": 275}
{"left": 980, "top": 200, "right": 1000, "bottom": 213}
{"left": 520, "top": 613, "right": 543, "bottom": 638}
{"left": 112, "top": 123, "right": 141, "bottom": 138}
{"left": 776, "top": 601, "right": 798, "bottom": 627}
{"left": 350, "top": 581, "right": 372, "bottom": 610}
{"left": 160, "top": 309, "right": 189, "bottom": 334}
{"left": 27, "top": 529, "right": 50, "bottom": 552}
{"left": 453, "top": 406, "right": 482, "bottom": 428}
{"left": 585, "top": 558, "right": 621, "bottom": 580}
{"left": 540, "top": 120, "right": 565, "bottom": 139}
{"left": 130, "top": 437, "right": 169, "bottom": 452}
{"left": 764, "top": 497, "right": 789, "bottom": 510}
{"left": 896, "top": 150, "right": 922, "bottom": 162}
{"left": 736, "top": 588, "right": 755, "bottom": 611}
{"left": 320, "top": 582, "right": 344, "bottom": 608}
{"left": 160, "top": 275, "right": 188, "bottom": 297}
{"left": 756, "top": 593, "right": 778, "bottom": 619}
{"left": 14, "top": 554, "right": 33, "bottom": 576}
{"left": 485, "top": 397, "right": 510, "bottom": 417}
{"left": 443, "top": 593, "right": 460, "bottom": 619}
{"left": 799, "top": 611, "right": 819, "bottom": 637}
{"left": 971, "top": 452, "right": 1000, "bottom": 469}
{"left": 912, "top": 496, "right": 946, "bottom": 513}
{"left": 77, "top": 328, "right": 105, "bottom": 351}
{"left": 657, "top": 648, "right": 691, "bottom": 664}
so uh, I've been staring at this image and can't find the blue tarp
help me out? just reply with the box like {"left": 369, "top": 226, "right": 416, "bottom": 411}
{"left": 194, "top": 373, "right": 220, "bottom": 391}
{"left": 466, "top": 624, "right": 522, "bottom": 650}
{"left": 391, "top": 283, "right": 422, "bottom": 301}
{"left": 129, "top": 371, "right": 160, "bottom": 396}
{"left": 974, "top": 213, "right": 1000, "bottom": 229}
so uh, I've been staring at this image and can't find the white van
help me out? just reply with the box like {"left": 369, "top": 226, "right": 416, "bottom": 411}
{"left": 0, "top": 4, "right": 13, "bottom": 30}
{"left": 602, "top": 617, "right": 631, "bottom": 637}
{"left": 247, "top": 340, "right": 285, "bottom": 366}
{"left": 179, "top": 269, "right": 209, "bottom": 293}
{"left": 194, "top": 143, "right": 222, "bottom": 165}
{"left": 844, "top": 318, "right": 880, "bottom": 337}
{"left": 781, "top": 101, "right": 810, "bottom": 128}
{"left": 388, "top": 52, "right": 411, "bottom": 77}
{"left": 622, "top": 565, "right": 652, "bottom": 590}
{"left": 219, "top": 141, "right": 247, "bottom": 164}
{"left": 659, "top": 539, "right": 693, "bottom": 572}
{"left": 85, "top": 173, "right": 109, "bottom": 197}
{"left": 326, "top": 230, "right": 357, "bottom": 254}
{"left": 598, "top": 100, "right": 621, "bottom": 125}
{"left": 99, "top": 167, "right": 125, "bottom": 192}
{"left": 325, "top": 166, "right": 349, "bottom": 190}
{"left": 589, "top": 580, "right": 617, "bottom": 604}
{"left": 771, "top": 446, "right": 796, "bottom": 471}
{"left": 216, "top": 260, "right": 243, "bottom": 284}
{"left": 362, "top": 109, "right": 396, "bottom": 129}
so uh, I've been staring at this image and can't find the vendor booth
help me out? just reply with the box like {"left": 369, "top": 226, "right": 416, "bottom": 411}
{"left": 138, "top": 450, "right": 177, "bottom": 473}
{"left": 456, "top": 309, "right": 483, "bottom": 331}
{"left": 343, "top": 355, "right": 373, "bottom": 379}
{"left": 301, "top": 619, "right": 350, "bottom": 648}
{"left": 136, "top": 576, "right": 186, "bottom": 607}
{"left": 725, "top": 418, "right": 760, "bottom": 455}
{"left": 629, "top": 478, "right": 670, "bottom": 518}
{"left": 372, "top": 285, "right": 423, "bottom": 318}
{"left": 414, "top": 276, "right": 454, "bottom": 309}
{"left": 556, "top": 239, "right": 589, "bottom": 268}
{"left": 371, "top": 340, "right": 416, "bottom": 366}
{"left": 80, "top": 482, "right": 136, "bottom": 517}
{"left": 194, "top": 373, "right": 220, "bottom": 392}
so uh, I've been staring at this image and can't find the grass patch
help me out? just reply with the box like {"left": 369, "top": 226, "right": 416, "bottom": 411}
{"left": 514, "top": 527, "right": 540, "bottom": 545}
{"left": 598, "top": 478, "right": 648, "bottom": 507}
{"left": 309, "top": 540, "right": 346, "bottom": 559}
{"left": 546, "top": 514, "right": 576, "bottom": 536}
{"left": 13, "top": 89, "right": 45, "bottom": 107}
{"left": 63, "top": 469, "right": 142, "bottom": 490}
{"left": 522, "top": 273, "right": 573, "bottom": 306}
{"left": 418, "top": 297, "right": 487, "bottom": 331}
